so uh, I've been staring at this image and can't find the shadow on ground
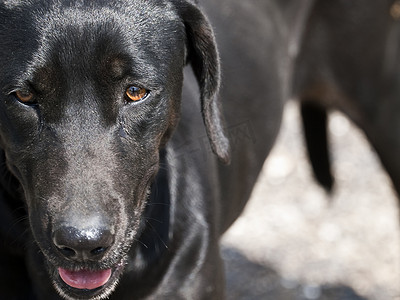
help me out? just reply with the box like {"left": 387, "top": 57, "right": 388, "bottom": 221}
{"left": 222, "top": 247, "right": 366, "bottom": 300}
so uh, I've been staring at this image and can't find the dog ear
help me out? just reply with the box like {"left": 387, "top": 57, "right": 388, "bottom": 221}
{"left": 175, "top": 1, "right": 230, "bottom": 164}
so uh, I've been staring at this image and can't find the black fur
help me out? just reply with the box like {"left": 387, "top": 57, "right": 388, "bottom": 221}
{"left": 0, "top": 0, "right": 298, "bottom": 299}
{"left": 300, "top": 101, "right": 334, "bottom": 192}
{"left": 294, "top": 0, "right": 400, "bottom": 197}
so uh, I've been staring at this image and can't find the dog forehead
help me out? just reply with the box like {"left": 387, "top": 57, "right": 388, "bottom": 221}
{"left": 3, "top": 1, "right": 182, "bottom": 57}
{"left": 34, "top": 1, "right": 182, "bottom": 56}
{"left": 35, "top": 0, "right": 181, "bottom": 35}
{"left": 0, "top": 0, "right": 187, "bottom": 92}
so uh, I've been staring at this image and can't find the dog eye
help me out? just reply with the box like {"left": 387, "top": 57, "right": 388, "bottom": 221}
{"left": 15, "top": 90, "right": 35, "bottom": 104}
{"left": 125, "top": 86, "right": 148, "bottom": 102}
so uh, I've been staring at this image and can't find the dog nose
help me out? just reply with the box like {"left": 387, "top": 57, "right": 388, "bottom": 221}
{"left": 52, "top": 226, "right": 115, "bottom": 261}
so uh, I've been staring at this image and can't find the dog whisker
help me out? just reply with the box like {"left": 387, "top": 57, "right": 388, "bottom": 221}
{"left": 145, "top": 202, "right": 170, "bottom": 207}
{"left": 10, "top": 227, "right": 31, "bottom": 250}
{"left": 133, "top": 237, "right": 149, "bottom": 249}
{"left": 144, "top": 217, "right": 164, "bottom": 224}
{"left": 145, "top": 220, "right": 168, "bottom": 250}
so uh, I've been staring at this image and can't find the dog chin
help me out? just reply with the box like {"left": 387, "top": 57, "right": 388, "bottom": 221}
{"left": 51, "top": 260, "right": 126, "bottom": 300}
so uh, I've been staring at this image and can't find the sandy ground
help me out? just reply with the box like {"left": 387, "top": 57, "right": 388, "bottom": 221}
{"left": 222, "top": 101, "right": 400, "bottom": 300}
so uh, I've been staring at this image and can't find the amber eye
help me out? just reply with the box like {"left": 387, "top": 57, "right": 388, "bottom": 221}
{"left": 125, "top": 86, "right": 148, "bottom": 102}
{"left": 15, "top": 90, "right": 34, "bottom": 103}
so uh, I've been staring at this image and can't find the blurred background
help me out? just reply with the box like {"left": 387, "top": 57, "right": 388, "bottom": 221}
{"left": 221, "top": 101, "right": 400, "bottom": 300}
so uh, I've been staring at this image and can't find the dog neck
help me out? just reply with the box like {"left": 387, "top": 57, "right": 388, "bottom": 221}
{"left": 0, "top": 150, "right": 29, "bottom": 254}
{"left": 133, "top": 148, "right": 171, "bottom": 268}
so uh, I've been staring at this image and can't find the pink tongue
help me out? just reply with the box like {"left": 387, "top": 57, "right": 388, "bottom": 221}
{"left": 58, "top": 268, "right": 112, "bottom": 290}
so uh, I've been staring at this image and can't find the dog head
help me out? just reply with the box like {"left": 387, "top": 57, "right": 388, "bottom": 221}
{"left": 0, "top": 0, "right": 229, "bottom": 299}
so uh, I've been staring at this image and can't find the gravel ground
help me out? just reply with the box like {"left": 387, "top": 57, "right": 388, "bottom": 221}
{"left": 222, "top": 101, "right": 400, "bottom": 300}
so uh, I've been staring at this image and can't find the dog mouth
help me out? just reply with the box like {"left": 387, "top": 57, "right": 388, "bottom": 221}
{"left": 58, "top": 268, "right": 113, "bottom": 290}
{"left": 54, "top": 261, "right": 126, "bottom": 299}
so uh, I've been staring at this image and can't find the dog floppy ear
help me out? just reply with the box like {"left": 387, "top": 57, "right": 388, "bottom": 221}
{"left": 175, "top": 1, "right": 230, "bottom": 164}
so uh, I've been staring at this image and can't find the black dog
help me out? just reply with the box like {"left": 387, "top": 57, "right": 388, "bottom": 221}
{"left": 0, "top": 1, "right": 306, "bottom": 299}
{"left": 294, "top": 0, "right": 400, "bottom": 197}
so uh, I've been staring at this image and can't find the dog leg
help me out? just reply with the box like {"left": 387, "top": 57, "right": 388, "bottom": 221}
{"left": 300, "top": 101, "right": 334, "bottom": 192}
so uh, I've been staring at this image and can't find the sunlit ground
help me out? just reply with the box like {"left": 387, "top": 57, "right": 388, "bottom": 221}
{"left": 222, "top": 101, "right": 400, "bottom": 300}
